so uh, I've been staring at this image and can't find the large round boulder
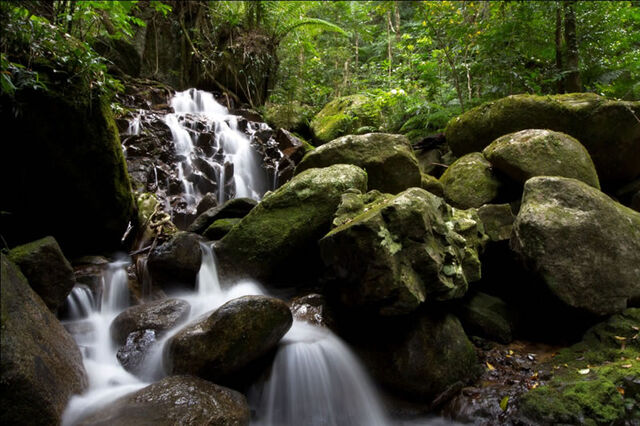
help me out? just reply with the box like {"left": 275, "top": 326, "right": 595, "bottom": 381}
{"left": 320, "top": 188, "right": 487, "bottom": 315}
{"left": 147, "top": 232, "right": 203, "bottom": 291}
{"left": 8, "top": 236, "right": 75, "bottom": 313}
{"left": 310, "top": 94, "right": 380, "bottom": 144}
{"left": 216, "top": 164, "right": 367, "bottom": 283}
{"left": 76, "top": 375, "right": 250, "bottom": 426}
{"left": 439, "top": 152, "right": 501, "bottom": 209}
{"left": 164, "top": 296, "right": 292, "bottom": 384}
{"left": 110, "top": 298, "right": 191, "bottom": 345}
{"left": 445, "top": 93, "right": 640, "bottom": 187}
{"left": 295, "top": 133, "right": 421, "bottom": 194}
{"left": 188, "top": 197, "right": 258, "bottom": 235}
{"left": 1, "top": 254, "right": 88, "bottom": 425}
{"left": 511, "top": 177, "right": 640, "bottom": 315}
{"left": 483, "top": 129, "right": 600, "bottom": 189}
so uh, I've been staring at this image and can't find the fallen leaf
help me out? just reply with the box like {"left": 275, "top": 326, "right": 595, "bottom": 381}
{"left": 614, "top": 335, "right": 627, "bottom": 340}
{"left": 531, "top": 372, "right": 539, "bottom": 379}
{"left": 530, "top": 382, "right": 539, "bottom": 389}
{"left": 617, "top": 387, "right": 625, "bottom": 395}
{"left": 621, "top": 364, "right": 632, "bottom": 369}
{"left": 486, "top": 362, "right": 496, "bottom": 371}
{"left": 578, "top": 368, "right": 590, "bottom": 375}
{"left": 500, "top": 396, "right": 509, "bottom": 411}
{"left": 631, "top": 325, "right": 638, "bottom": 331}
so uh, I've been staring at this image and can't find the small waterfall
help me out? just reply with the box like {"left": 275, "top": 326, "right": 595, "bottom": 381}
{"left": 65, "top": 285, "right": 95, "bottom": 319}
{"left": 252, "top": 321, "right": 389, "bottom": 426}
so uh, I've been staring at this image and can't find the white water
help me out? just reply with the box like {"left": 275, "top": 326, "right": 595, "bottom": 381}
{"left": 164, "top": 89, "right": 268, "bottom": 207}
{"left": 62, "top": 243, "right": 393, "bottom": 425}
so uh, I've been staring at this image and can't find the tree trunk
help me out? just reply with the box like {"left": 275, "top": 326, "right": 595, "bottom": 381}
{"left": 394, "top": 1, "right": 401, "bottom": 42}
{"left": 564, "top": 0, "right": 581, "bottom": 92}
{"left": 386, "top": 11, "right": 392, "bottom": 79}
{"left": 555, "top": 3, "right": 564, "bottom": 93}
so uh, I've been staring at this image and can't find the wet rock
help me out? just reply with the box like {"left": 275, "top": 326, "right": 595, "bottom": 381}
{"left": 439, "top": 152, "right": 501, "bottom": 208}
{"left": 110, "top": 298, "right": 191, "bottom": 345}
{"left": 203, "top": 218, "right": 241, "bottom": 241}
{"left": 116, "top": 329, "right": 157, "bottom": 375}
{"left": 295, "top": 133, "right": 421, "bottom": 194}
{"left": 290, "top": 294, "right": 333, "bottom": 327}
{"left": 445, "top": 93, "right": 640, "bottom": 187}
{"left": 76, "top": 375, "right": 250, "bottom": 426}
{"left": 8, "top": 236, "right": 75, "bottom": 313}
{"left": 147, "top": 232, "right": 203, "bottom": 291}
{"left": 189, "top": 197, "right": 258, "bottom": 235}
{"left": 1, "top": 254, "right": 87, "bottom": 425}
{"left": 196, "top": 193, "right": 218, "bottom": 216}
{"left": 320, "top": 188, "right": 486, "bottom": 315}
{"left": 512, "top": 177, "right": 640, "bottom": 315}
{"left": 456, "top": 291, "right": 516, "bottom": 344}
{"left": 484, "top": 129, "right": 600, "bottom": 189}
{"left": 232, "top": 108, "right": 263, "bottom": 122}
{"left": 164, "top": 296, "right": 292, "bottom": 385}
{"left": 275, "top": 128, "right": 311, "bottom": 164}
{"left": 216, "top": 164, "right": 367, "bottom": 283}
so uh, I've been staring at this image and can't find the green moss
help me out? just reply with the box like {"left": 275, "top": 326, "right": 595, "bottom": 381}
{"left": 439, "top": 152, "right": 501, "bottom": 208}
{"left": 203, "top": 218, "right": 242, "bottom": 241}
{"left": 310, "top": 94, "right": 381, "bottom": 144}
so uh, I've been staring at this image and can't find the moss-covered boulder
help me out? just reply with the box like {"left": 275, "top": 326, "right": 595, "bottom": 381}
{"left": 76, "top": 375, "right": 250, "bottom": 426}
{"left": 1, "top": 254, "right": 88, "bottom": 425}
{"left": 164, "top": 296, "right": 292, "bottom": 386}
{"left": 445, "top": 93, "right": 640, "bottom": 187}
{"left": 147, "top": 232, "right": 203, "bottom": 291}
{"left": 512, "top": 177, "right": 640, "bottom": 316}
{"left": 310, "top": 94, "right": 380, "bottom": 144}
{"left": 517, "top": 308, "right": 640, "bottom": 425}
{"left": 8, "top": 236, "right": 75, "bottom": 313}
{"left": 477, "top": 204, "right": 514, "bottom": 242}
{"left": 203, "top": 218, "right": 241, "bottom": 241}
{"left": 421, "top": 173, "right": 444, "bottom": 197}
{"left": 0, "top": 88, "right": 135, "bottom": 255}
{"left": 319, "top": 188, "right": 486, "bottom": 315}
{"left": 456, "top": 291, "right": 515, "bottom": 344}
{"left": 440, "top": 152, "right": 501, "bottom": 208}
{"left": 189, "top": 197, "right": 258, "bottom": 235}
{"left": 354, "top": 310, "right": 481, "bottom": 400}
{"left": 295, "top": 133, "right": 421, "bottom": 194}
{"left": 216, "top": 164, "right": 367, "bottom": 283}
{"left": 484, "top": 129, "right": 600, "bottom": 189}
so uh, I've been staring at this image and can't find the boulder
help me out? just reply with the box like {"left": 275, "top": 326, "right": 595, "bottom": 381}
{"left": 354, "top": 311, "right": 481, "bottom": 400}
{"left": 195, "top": 193, "right": 218, "bottom": 216}
{"left": 421, "top": 173, "right": 444, "bottom": 197}
{"left": 310, "top": 94, "right": 380, "bottom": 144}
{"left": 320, "top": 188, "right": 487, "bottom": 315}
{"left": 512, "top": 177, "right": 640, "bottom": 315}
{"left": 477, "top": 204, "right": 514, "bottom": 242}
{"left": 203, "top": 218, "right": 241, "bottom": 241}
{"left": 0, "top": 88, "right": 135, "bottom": 255}
{"left": 188, "top": 197, "right": 258, "bottom": 235}
{"left": 290, "top": 294, "right": 333, "bottom": 327}
{"left": 445, "top": 93, "right": 640, "bottom": 187}
{"left": 110, "top": 298, "right": 191, "bottom": 345}
{"left": 8, "top": 236, "right": 75, "bottom": 312}
{"left": 456, "top": 291, "right": 515, "bottom": 344}
{"left": 116, "top": 329, "right": 157, "bottom": 375}
{"left": 274, "top": 128, "right": 312, "bottom": 164}
{"left": 216, "top": 164, "right": 368, "bottom": 283}
{"left": 295, "top": 133, "right": 421, "bottom": 194}
{"left": 440, "top": 152, "right": 501, "bottom": 208}
{"left": 76, "top": 375, "right": 250, "bottom": 426}
{"left": 147, "top": 232, "right": 203, "bottom": 291}
{"left": 483, "top": 129, "right": 600, "bottom": 189}
{"left": 1, "top": 254, "right": 87, "bottom": 425}
{"left": 164, "top": 296, "right": 292, "bottom": 384}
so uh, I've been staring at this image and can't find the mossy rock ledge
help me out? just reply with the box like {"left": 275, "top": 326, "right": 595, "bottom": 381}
{"left": 319, "top": 187, "right": 487, "bottom": 315}
{"left": 0, "top": 88, "right": 136, "bottom": 255}
{"left": 445, "top": 93, "right": 640, "bottom": 187}
{"left": 310, "top": 94, "right": 380, "bottom": 145}
{"left": 216, "top": 164, "right": 368, "bottom": 283}
{"left": 512, "top": 176, "right": 640, "bottom": 316}
{"left": 295, "top": 133, "right": 421, "bottom": 194}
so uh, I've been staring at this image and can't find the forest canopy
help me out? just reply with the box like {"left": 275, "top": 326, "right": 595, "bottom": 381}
{"left": 1, "top": 1, "right": 638, "bottom": 138}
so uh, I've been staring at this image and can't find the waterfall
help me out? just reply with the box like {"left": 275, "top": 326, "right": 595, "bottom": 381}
{"left": 164, "top": 89, "right": 268, "bottom": 208}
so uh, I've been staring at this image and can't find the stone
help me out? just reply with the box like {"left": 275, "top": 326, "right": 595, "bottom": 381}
{"left": 290, "top": 294, "right": 333, "bottom": 327}
{"left": 147, "top": 232, "right": 203, "bottom": 291}
{"left": 203, "top": 218, "right": 241, "bottom": 241}
{"left": 216, "top": 164, "right": 368, "bottom": 283}
{"left": 440, "top": 152, "right": 501, "bottom": 208}
{"left": 310, "top": 94, "right": 380, "bottom": 144}
{"left": 164, "top": 296, "right": 292, "bottom": 384}
{"left": 445, "top": 93, "right": 640, "bottom": 187}
{"left": 456, "top": 291, "right": 515, "bottom": 344}
{"left": 477, "top": 204, "right": 514, "bottom": 242}
{"left": 295, "top": 133, "right": 421, "bottom": 194}
{"left": 116, "top": 329, "right": 157, "bottom": 375}
{"left": 421, "top": 173, "right": 444, "bottom": 197}
{"left": 8, "top": 236, "right": 75, "bottom": 312}
{"left": 110, "top": 298, "right": 191, "bottom": 345}
{"left": 1, "top": 254, "right": 87, "bottom": 425}
{"left": 76, "top": 375, "right": 250, "bottom": 426}
{"left": 483, "top": 129, "right": 600, "bottom": 189}
{"left": 195, "top": 193, "right": 218, "bottom": 216}
{"left": 274, "top": 128, "right": 311, "bottom": 164}
{"left": 189, "top": 197, "right": 258, "bottom": 235}
{"left": 511, "top": 177, "right": 640, "bottom": 315}
{"left": 320, "top": 188, "right": 487, "bottom": 315}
